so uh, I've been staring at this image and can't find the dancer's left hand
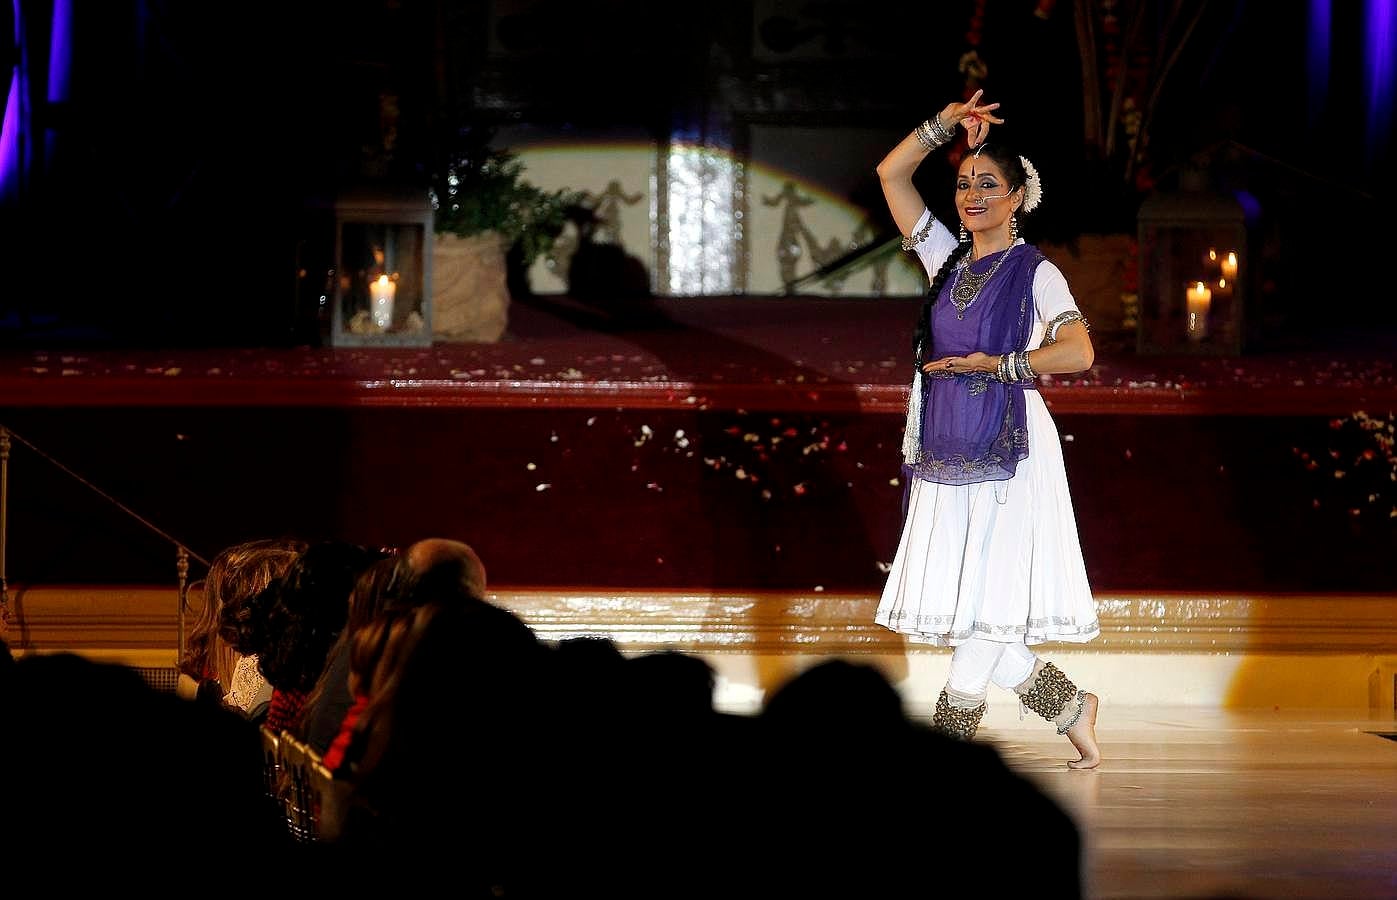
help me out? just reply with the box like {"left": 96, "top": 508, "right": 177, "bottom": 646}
{"left": 923, "top": 352, "right": 997, "bottom": 375}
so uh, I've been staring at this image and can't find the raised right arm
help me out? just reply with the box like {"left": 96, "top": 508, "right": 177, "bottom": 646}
{"left": 875, "top": 89, "right": 1004, "bottom": 238}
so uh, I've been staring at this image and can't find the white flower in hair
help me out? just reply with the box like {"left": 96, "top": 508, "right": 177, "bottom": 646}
{"left": 1020, "top": 155, "right": 1043, "bottom": 213}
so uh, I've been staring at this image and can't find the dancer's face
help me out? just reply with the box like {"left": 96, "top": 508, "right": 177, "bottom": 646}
{"left": 956, "top": 155, "right": 1021, "bottom": 239}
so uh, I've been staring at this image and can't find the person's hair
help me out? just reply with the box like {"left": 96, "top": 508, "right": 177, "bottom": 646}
{"left": 297, "top": 553, "right": 402, "bottom": 729}
{"left": 347, "top": 554, "right": 409, "bottom": 644}
{"left": 346, "top": 600, "right": 440, "bottom": 715}
{"left": 219, "top": 580, "right": 276, "bottom": 659}
{"left": 330, "top": 598, "right": 545, "bottom": 850}
{"left": 179, "top": 537, "right": 306, "bottom": 690}
{"left": 335, "top": 545, "right": 489, "bottom": 702}
{"left": 912, "top": 238, "right": 970, "bottom": 365}
{"left": 911, "top": 140, "right": 1031, "bottom": 366}
{"left": 257, "top": 540, "right": 384, "bottom": 695}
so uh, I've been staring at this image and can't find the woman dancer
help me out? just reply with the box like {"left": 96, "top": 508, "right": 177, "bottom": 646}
{"left": 874, "top": 90, "right": 1102, "bottom": 768}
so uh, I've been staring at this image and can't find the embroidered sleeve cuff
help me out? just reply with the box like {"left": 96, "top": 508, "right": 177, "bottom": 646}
{"left": 900, "top": 209, "right": 935, "bottom": 252}
{"left": 1044, "top": 310, "right": 1089, "bottom": 345}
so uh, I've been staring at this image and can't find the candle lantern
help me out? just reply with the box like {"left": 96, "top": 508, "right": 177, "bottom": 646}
{"left": 1136, "top": 189, "right": 1246, "bottom": 355}
{"left": 1185, "top": 281, "right": 1213, "bottom": 340}
{"left": 327, "top": 185, "right": 434, "bottom": 347}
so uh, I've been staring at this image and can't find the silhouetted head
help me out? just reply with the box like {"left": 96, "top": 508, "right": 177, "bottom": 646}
{"left": 399, "top": 537, "right": 487, "bottom": 603}
{"left": 761, "top": 659, "right": 910, "bottom": 745}
{"left": 258, "top": 540, "right": 385, "bottom": 694}
{"left": 331, "top": 598, "right": 548, "bottom": 862}
{"left": 4, "top": 653, "right": 287, "bottom": 865}
{"left": 625, "top": 650, "right": 716, "bottom": 720}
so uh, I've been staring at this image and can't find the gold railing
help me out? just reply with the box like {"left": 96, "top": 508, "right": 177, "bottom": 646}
{"left": 0, "top": 423, "right": 210, "bottom": 661}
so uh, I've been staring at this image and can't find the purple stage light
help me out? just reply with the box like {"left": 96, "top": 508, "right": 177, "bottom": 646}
{"left": 1366, "top": 0, "right": 1395, "bottom": 156}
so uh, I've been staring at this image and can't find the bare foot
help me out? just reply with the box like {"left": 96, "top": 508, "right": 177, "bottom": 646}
{"left": 1065, "top": 693, "right": 1101, "bottom": 770}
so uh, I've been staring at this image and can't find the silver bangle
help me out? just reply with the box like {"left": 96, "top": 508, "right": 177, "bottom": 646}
{"left": 930, "top": 113, "right": 956, "bottom": 143}
{"left": 914, "top": 120, "right": 947, "bottom": 152}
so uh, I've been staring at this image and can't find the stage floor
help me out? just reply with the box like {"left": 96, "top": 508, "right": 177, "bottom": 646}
{"left": 983, "top": 706, "right": 1397, "bottom": 899}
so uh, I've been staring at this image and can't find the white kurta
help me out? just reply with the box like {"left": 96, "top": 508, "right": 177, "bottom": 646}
{"left": 875, "top": 209, "right": 1100, "bottom": 647}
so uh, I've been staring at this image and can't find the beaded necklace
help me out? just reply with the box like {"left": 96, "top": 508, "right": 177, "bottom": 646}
{"left": 949, "top": 246, "right": 1013, "bottom": 319}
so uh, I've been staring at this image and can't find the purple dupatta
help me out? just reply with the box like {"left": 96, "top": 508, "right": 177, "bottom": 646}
{"left": 905, "top": 243, "right": 1044, "bottom": 486}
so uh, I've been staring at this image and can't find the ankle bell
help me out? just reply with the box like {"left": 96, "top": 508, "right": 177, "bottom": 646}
{"left": 1015, "top": 661, "right": 1080, "bottom": 721}
{"left": 931, "top": 689, "right": 987, "bottom": 741}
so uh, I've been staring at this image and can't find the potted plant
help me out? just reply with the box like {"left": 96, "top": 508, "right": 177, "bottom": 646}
{"left": 428, "top": 127, "right": 581, "bottom": 342}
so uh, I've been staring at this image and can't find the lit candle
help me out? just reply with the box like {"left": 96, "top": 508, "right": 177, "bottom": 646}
{"left": 1220, "top": 251, "right": 1238, "bottom": 281}
{"left": 370, "top": 274, "right": 396, "bottom": 331}
{"left": 1186, "top": 281, "right": 1211, "bottom": 339}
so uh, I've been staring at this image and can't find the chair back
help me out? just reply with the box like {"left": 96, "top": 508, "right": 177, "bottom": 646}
{"left": 257, "top": 724, "right": 281, "bottom": 804}
{"left": 276, "top": 732, "right": 342, "bottom": 843}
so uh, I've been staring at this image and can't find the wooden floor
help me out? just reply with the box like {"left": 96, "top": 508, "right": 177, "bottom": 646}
{"left": 975, "top": 706, "right": 1397, "bottom": 899}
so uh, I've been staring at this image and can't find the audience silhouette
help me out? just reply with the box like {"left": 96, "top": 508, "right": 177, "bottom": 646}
{"left": 327, "top": 595, "right": 552, "bottom": 894}
{"left": 0, "top": 537, "right": 1082, "bottom": 897}
{"left": 1, "top": 650, "right": 295, "bottom": 875}
{"left": 758, "top": 659, "right": 1082, "bottom": 898}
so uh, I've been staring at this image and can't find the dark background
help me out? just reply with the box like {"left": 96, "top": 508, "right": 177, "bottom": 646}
{"left": 1, "top": 0, "right": 1392, "bottom": 348}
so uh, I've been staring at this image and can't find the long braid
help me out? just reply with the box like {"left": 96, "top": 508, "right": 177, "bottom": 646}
{"left": 911, "top": 237, "right": 972, "bottom": 366}
{"left": 901, "top": 234, "right": 969, "bottom": 469}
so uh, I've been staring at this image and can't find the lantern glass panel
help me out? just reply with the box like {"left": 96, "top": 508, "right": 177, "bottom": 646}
{"left": 328, "top": 186, "right": 434, "bottom": 348}
{"left": 1136, "top": 191, "right": 1246, "bottom": 356}
{"left": 338, "top": 222, "right": 427, "bottom": 338}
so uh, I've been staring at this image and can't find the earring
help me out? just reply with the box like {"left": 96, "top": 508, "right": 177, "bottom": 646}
{"left": 1009, "top": 214, "right": 1018, "bottom": 242}
{"left": 959, "top": 222, "right": 968, "bottom": 242}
